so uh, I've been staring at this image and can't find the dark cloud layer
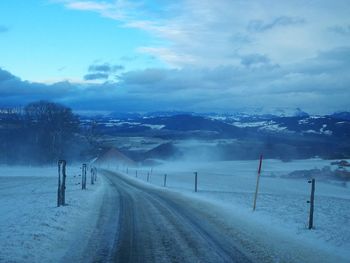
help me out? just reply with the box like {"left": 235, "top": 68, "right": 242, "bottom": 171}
{"left": 329, "top": 24, "right": 350, "bottom": 35}
{"left": 88, "top": 63, "right": 124, "bottom": 73}
{"left": 84, "top": 63, "right": 124, "bottom": 80}
{"left": 0, "top": 68, "right": 75, "bottom": 106}
{"left": 84, "top": 72, "right": 109, "bottom": 80}
{"left": 247, "top": 16, "right": 306, "bottom": 33}
{"left": 1, "top": 46, "right": 350, "bottom": 114}
{"left": 248, "top": 16, "right": 305, "bottom": 32}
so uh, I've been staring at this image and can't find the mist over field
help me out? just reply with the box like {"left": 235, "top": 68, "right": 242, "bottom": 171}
{"left": 2, "top": 102, "right": 350, "bottom": 166}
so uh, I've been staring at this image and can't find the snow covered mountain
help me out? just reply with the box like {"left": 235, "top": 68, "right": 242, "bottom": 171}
{"left": 81, "top": 111, "right": 350, "bottom": 139}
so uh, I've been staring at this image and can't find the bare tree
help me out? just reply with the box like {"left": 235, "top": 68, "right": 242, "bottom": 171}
{"left": 25, "top": 101, "right": 79, "bottom": 163}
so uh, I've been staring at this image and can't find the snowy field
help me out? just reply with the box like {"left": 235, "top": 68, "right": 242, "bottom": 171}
{"left": 0, "top": 159, "right": 349, "bottom": 262}
{"left": 117, "top": 158, "right": 350, "bottom": 261}
{"left": 0, "top": 165, "right": 104, "bottom": 263}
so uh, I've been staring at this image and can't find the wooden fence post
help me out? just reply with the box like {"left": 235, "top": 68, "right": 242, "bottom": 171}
{"left": 194, "top": 172, "right": 198, "bottom": 192}
{"left": 82, "top": 164, "right": 87, "bottom": 190}
{"left": 164, "top": 174, "right": 167, "bottom": 187}
{"left": 61, "top": 160, "right": 66, "bottom": 205}
{"left": 307, "top": 178, "right": 316, "bottom": 229}
{"left": 57, "top": 161, "right": 61, "bottom": 207}
{"left": 253, "top": 155, "right": 263, "bottom": 211}
{"left": 90, "top": 167, "right": 94, "bottom": 185}
{"left": 57, "top": 160, "right": 67, "bottom": 207}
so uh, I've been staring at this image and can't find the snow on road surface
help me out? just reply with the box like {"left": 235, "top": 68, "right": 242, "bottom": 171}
{"left": 91, "top": 170, "right": 251, "bottom": 262}
{"left": 0, "top": 166, "right": 105, "bottom": 263}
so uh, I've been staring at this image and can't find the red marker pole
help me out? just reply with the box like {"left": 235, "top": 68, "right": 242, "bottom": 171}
{"left": 253, "top": 155, "right": 263, "bottom": 211}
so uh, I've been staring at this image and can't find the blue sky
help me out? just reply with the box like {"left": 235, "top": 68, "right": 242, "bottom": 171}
{"left": 0, "top": 0, "right": 166, "bottom": 83}
{"left": 0, "top": 0, "right": 350, "bottom": 114}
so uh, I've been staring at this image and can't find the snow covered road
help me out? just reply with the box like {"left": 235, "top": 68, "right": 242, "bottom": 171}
{"left": 85, "top": 170, "right": 252, "bottom": 262}
{"left": 78, "top": 169, "right": 348, "bottom": 263}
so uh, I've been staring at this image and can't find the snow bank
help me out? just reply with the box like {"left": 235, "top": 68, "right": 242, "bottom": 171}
{"left": 0, "top": 165, "right": 105, "bottom": 263}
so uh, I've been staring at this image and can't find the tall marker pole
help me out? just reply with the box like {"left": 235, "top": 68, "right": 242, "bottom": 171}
{"left": 253, "top": 155, "right": 263, "bottom": 211}
{"left": 307, "top": 179, "right": 316, "bottom": 229}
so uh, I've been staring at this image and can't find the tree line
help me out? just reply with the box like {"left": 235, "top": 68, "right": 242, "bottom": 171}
{"left": 0, "top": 101, "right": 97, "bottom": 165}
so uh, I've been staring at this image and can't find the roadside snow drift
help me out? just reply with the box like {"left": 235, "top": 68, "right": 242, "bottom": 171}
{"left": 0, "top": 165, "right": 105, "bottom": 263}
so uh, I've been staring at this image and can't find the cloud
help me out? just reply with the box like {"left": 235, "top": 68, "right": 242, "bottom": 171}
{"left": 65, "top": 1, "right": 112, "bottom": 11}
{"left": 88, "top": 63, "right": 124, "bottom": 73}
{"left": 241, "top": 54, "right": 271, "bottom": 67}
{"left": 84, "top": 63, "right": 124, "bottom": 81}
{"left": 329, "top": 25, "right": 350, "bottom": 35}
{"left": 3, "top": 1, "right": 350, "bottom": 114}
{"left": 229, "top": 33, "right": 253, "bottom": 45}
{"left": 0, "top": 25, "right": 9, "bottom": 33}
{"left": 0, "top": 68, "right": 15, "bottom": 82}
{"left": 1, "top": 46, "right": 350, "bottom": 114}
{"left": 121, "top": 0, "right": 348, "bottom": 67}
{"left": 247, "top": 16, "right": 305, "bottom": 33}
{"left": 0, "top": 68, "right": 75, "bottom": 105}
{"left": 58, "top": 0, "right": 141, "bottom": 20}
{"left": 55, "top": 0, "right": 350, "bottom": 68}
{"left": 84, "top": 73, "right": 109, "bottom": 81}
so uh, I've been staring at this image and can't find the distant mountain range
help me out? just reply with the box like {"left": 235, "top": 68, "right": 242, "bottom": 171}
{"left": 78, "top": 110, "right": 350, "bottom": 160}
{"left": 85, "top": 108, "right": 350, "bottom": 120}
{"left": 80, "top": 110, "right": 350, "bottom": 139}
{"left": 103, "top": 107, "right": 331, "bottom": 119}
{"left": 2, "top": 105, "right": 349, "bottom": 162}
{"left": 1, "top": 107, "right": 349, "bottom": 161}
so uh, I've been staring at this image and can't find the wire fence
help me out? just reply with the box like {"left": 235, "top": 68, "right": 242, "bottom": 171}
{"left": 101, "top": 160, "right": 350, "bottom": 235}
{"left": 111, "top": 164, "right": 308, "bottom": 196}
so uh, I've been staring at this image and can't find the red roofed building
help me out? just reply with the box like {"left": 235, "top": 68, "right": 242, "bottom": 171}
{"left": 93, "top": 147, "right": 137, "bottom": 167}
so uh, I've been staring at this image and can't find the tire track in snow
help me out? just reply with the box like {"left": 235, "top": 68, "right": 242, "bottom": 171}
{"left": 99, "top": 170, "right": 252, "bottom": 263}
